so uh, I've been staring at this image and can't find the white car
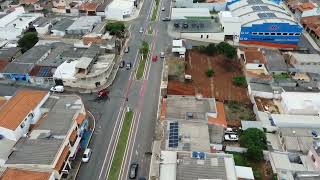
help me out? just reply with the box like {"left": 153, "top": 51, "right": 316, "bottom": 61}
{"left": 50, "top": 85, "right": 64, "bottom": 93}
{"left": 82, "top": 148, "right": 92, "bottom": 163}
{"left": 224, "top": 134, "right": 239, "bottom": 141}
{"left": 161, "top": 7, "right": 165, "bottom": 11}
{"left": 139, "top": 27, "right": 143, "bottom": 33}
{"left": 225, "top": 127, "right": 235, "bottom": 134}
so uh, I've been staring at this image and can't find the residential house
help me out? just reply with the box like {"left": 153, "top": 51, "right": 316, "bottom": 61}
{"left": 66, "top": 16, "right": 101, "bottom": 35}
{"left": 288, "top": 2, "right": 317, "bottom": 19}
{"left": 4, "top": 94, "right": 88, "bottom": 179}
{"left": 0, "top": 7, "right": 42, "bottom": 40}
{"left": 238, "top": 48, "right": 268, "bottom": 75}
{"left": 79, "top": 2, "right": 99, "bottom": 15}
{"left": 287, "top": 52, "right": 320, "bottom": 75}
{"left": 264, "top": 49, "right": 288, "bottom": 75}
{"left": 0, "top": 47, "right": 21, "bottom": 62}
{"left": 53, "top": 45, "right": 117, "bottom": 90}
{"left": 159, "top": 151, "right": 242, "bottom": 180}
{"left": 308, "top": 140, "right": 320, "bottom": 171}
{"left": 50, "top": 18, "right": 74, "bottom": 37}
{"left": 0, "top": 168, "right": 55, "bottom": 180}
{"left": 32, "top": 17, "right": 54, "bottom": 35}
{"left": 1, "top": 45, "right": 51, "bottom": 81}
{"left": 301, "top": 15, "right": 320, "bottom": 47}
{"left": 172, "top": 39, "right": 186, "bottom": 57}
{"left": 281, "top": 92, "right": 320, "bottom": 116}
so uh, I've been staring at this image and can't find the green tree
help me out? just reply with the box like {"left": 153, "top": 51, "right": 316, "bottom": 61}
{"left": 206, "top": 68, "right": 214, "bottom": 77}
{"left": 18, "top": 32, "right": 38, "bottom": 53}
{"left": 140, "top": 41, "right": 149, "bottom": 58}
{"left": 232, "top": 75, "right": 247, "bottom": 87}
{"left": 216, "top": 42, "right": 236, "bottom": 59}
{"left": 105, "top": 22, "right": 126, "bottom": 37}
{"left": 240, "top": 128, "right": 267, "bottom": 161}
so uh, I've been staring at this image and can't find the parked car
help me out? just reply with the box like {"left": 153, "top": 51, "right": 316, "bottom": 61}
{"left": 119, "top": 60, "right": 125, "bottom": 68}
{"left": 124, "top": 46, "right": 129, "bottom": 53}
{"left": 82, "top": 148, "right": 92, "bottom": 162}
{"left": 152, "top": 55, "right": 158, "bottom": 62}
{"left": 50, "top": 85, "right": 64, "bottom": 93}
{"left": 161, "top": 7, "right": 165, "bottom": 11}
{"left": 139, "top": 27, "right": 143, "bottom": 33}
{"left": 224, "top": 134, "right": 239, "bottom": 141}
{"left": 225, "top": 127, "right": 236, "bottom": 134}
{"left": 162, "top": 17, "right": 170, "bottom": 21}
{"left": 129, "top": 163, "right": 139, "bottom": 179}
{"left": 160, "top": 52, "right": 165, "bottom": 58}
{"left": 126, "top": 62, "right": 132, "bottom": 70}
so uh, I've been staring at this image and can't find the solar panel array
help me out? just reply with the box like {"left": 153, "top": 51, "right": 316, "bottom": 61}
{"left": 257, "top": 12, "right": 277, "bottom": 18}
{"left": 38, "top": 67, "right": 52, "bottom": 77}
{"left": 248, "top": 0, "right": 263, "bottom": 4}
{"left": 252, "top": 5, "right": 270, "bottom": 11}
{"left": 168, "top": 122, "right": 179, "bottom": 148}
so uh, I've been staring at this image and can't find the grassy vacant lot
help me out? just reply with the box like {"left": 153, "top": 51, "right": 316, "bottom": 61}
{"left": 224, "top": 101, "right": 255, "bottom": 121}
{"left": 108, "top": 111, "right": 134, "bottom": 180}
{"left": 136, "top": 56, "right": 147, "bottom": 80}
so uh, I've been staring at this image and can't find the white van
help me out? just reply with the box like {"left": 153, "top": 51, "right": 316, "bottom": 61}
{"left": 50, "top": 85, "right": 64, "bottom": 93}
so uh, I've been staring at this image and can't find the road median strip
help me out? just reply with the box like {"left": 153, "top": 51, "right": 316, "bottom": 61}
{"left": 108, "top": 110, "right": 134, "bottom": 180}
{"left": 136, "top": 55, "right": 148, "bottom": 80}
{"left": 151, "top": 0, "right": 160, "bottom": 21}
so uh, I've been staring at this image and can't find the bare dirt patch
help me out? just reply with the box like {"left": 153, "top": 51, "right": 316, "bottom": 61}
{"left": 167, "top": 50, "right": 250, "bottom": 103}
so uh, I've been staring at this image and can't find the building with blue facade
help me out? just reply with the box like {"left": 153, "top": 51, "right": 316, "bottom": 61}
{"left": 227, "top": 0, "right": 302, "bottom": 48}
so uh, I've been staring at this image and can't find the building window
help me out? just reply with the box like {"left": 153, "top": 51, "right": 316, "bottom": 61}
{"left": 283, "top": 33, "right": 288, "bottom": 35}
{"left": 295, "top": 33, "right": 301, "bottom": 36}
{"left": 259, "top": 32, "right": 263, "bottom": 35}
{"left": 277, "top": 33, "right": 281, "bottom": 35}
{"left": 311, "top": 155, "right": 315, "bottom": 162}
{"left": 206, "top": 35, "right": 209, "bottom": 38}
{"left": 252, "top": 32, "right": 257, "bottom": 35}
{"left": 289, "top": 33, "right": 294, "bottom": 36}
{"left": 265, "top": 33, "right": 270, "bottom": 35}
{"left": 271, "top": 33, "right": 275, "bottom": 35}
{"left": 28, "top": 113, "right": 34, "bottom": 119}
{"left": 200, "top": 35, "right": 203, "bottom": 38}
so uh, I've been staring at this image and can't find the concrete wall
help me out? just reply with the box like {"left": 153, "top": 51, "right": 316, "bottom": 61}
{"left": 174, "top": 0, "right": 227, "bottom": 11}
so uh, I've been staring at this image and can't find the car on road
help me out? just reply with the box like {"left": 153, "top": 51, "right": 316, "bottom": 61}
{"left": 152, "top": 55, "right": 158, "bottom": 62}
{"left": 139, "top": 177, "right": 146, "bottom": 180}
{"left": 119, "top": 60, "right": 125, "bottom": 68}
{"left": 224, "top": 134, "right": 239, "bottom": 141}
{"left": 160, "top": 52, "right": 165, "bottom": 58}
{"left": 162, "top": 17, "right": 170, "bottom": 21}
{"left": 139, "top": 27, "right": 143, "bottom": 33}
{"left": 126, "top": 62, "right": 132, "bottom": 70}
{"left": 124, "top": 46, "right": 129, "bottom": 53}
{"left": 82, "top": 148, "right": 92, "bottom": 163}
{"left": 129, "top": 163, "right": 139, "bottom": 179}
{"left": 50, "top": 85, "right": 64, "bottom": 93}
{"left": 161, "top": 7, "right": 165, "bottom": 11}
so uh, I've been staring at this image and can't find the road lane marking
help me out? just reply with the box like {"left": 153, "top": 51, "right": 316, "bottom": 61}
{"left": 98, "top": 106, "right": 124, "bottom": 180}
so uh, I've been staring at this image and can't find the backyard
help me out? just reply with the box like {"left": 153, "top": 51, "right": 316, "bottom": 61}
{"left": 167, "top": 50, "right": 250, "bottom": 103}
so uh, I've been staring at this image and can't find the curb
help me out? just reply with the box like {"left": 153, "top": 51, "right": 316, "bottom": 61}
{"left": 72, "top": 110, "right": 96, "bottom": 180}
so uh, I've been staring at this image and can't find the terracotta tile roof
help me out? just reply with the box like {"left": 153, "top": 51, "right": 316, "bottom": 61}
{"left": 80, "top": 2, "right": 97, "bottom": 11}
{"left": 54, "top": 146, "right": 69, "bottom": 171}
{"left": 244, "top": 49, "right": 266, "bottom": 64}
{"left": 208, "top": 102, "right": 227, "bottom": 127}
{"left": 76, "top": 113, "right": 85, "bottom": 125}
{"left": 1, "top": 168, "right": 51, "bottom": 180}
{"left": 0, "top": 90, "right": 47, "bottom": 130}
{"left": 297, "top": 2, "right": 316, "bottom": 12}
{"left": 301, "top": 15, "right": 320, "bottom": 37}
{"left": 69, "top": 129, "right": 77, "bottom": 143}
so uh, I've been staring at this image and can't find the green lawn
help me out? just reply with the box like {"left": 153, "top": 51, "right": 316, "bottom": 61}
{"left": 151, "top": 0, "right": 160, "bottom": 21}
{"left": 108, "top": 111, "right": 134, "bottom": 180}
{"left": 136, "top": 56, "right": 147, "bottom": 80}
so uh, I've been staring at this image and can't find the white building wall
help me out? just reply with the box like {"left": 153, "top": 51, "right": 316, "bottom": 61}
{"left": 51, "top": 30, "right": 65, "bottom": 36}
{"left": 0, "top": 127, "right": 16, "bottom": 141}
{"left": 181, "top": 32, "right": 225, "bottom": 42}
{"left": 35, "top": 25, "right": 50, "bottom": 35}
{"left": 245, "top": 64, "right": 268, "bottom": 74}
{"left": 105, "top": 1, "right": 134, "bottom": 21}
{"left": 193, "top": 2, "right": 227, "bottom": 11}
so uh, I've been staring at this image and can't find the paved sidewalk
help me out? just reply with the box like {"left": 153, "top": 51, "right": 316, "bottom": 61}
{"left": 62, "top": 111, "right": 96, "bottom": 180}
{"left": 148, "top": 140, "right": 161, "bottom": 180}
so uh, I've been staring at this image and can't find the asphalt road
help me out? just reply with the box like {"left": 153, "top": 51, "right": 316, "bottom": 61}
{"left": 76, "top": 0, "right": 172, "bottom": 179}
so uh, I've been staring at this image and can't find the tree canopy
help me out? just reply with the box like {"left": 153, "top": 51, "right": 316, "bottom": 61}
{"left": 105, "top": 22, "right": 126, "bottom": 37}
{"left": 140, "top": 41, "right": 149, "bottom": 58}
{"left": 232, "top": 75, "right": 247, "bottom": 87}
{"left": 18, "top": 32, "right": 38, "bottom": 53}
{"left": 240, "top": 128, "right": 267, "bottom": 161}
{"left": 197, "top": 42, "right": 236, "bottom": 59}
